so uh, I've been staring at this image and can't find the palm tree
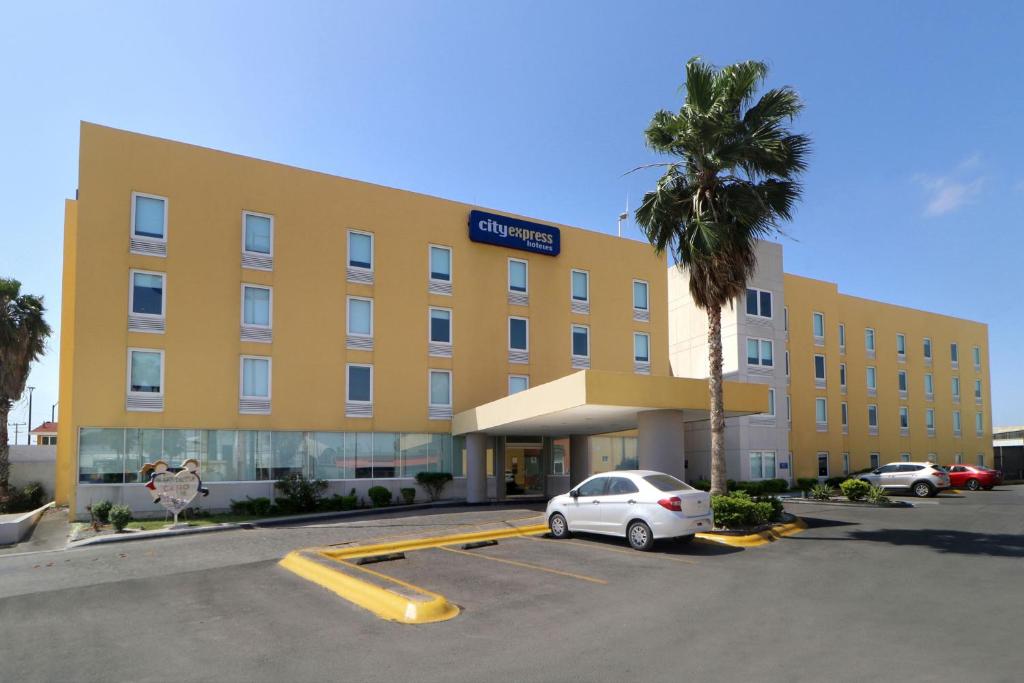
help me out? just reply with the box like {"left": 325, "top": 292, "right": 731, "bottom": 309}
{"left": 1, "top": 278, "right": 51, "bottom": 496}
{"left": 634, "top": 58, "right": 809, "bottom": 495}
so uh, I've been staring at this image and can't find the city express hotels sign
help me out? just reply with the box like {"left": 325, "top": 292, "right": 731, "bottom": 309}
{"left": 468, "top": 210, "right": 560, "bottom": 256}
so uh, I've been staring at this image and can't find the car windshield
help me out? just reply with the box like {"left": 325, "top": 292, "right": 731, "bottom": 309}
{"left": 643, "top": 474, "right": 693, "bottom": 492}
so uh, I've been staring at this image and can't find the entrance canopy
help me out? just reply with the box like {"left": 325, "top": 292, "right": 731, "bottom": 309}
{"left": 452, "top": 370, "right": 769, "bottom": 437}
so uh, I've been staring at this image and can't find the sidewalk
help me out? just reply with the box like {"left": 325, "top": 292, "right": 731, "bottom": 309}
{"left": 0, "top": 507, "right": 70, "bottom": 556}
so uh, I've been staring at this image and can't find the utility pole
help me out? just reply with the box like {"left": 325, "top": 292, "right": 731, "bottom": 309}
{"left": 51, "top": 402, "right": 58, "bottom": 422}
{"left": 26, "top": 387, "right": 35, "bottom": 445}
{"left": 8, "top": 422, "right": 26, "bottom": 446}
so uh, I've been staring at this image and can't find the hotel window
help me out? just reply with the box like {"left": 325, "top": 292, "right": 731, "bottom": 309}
{"left": 239, "top": 356, "right": 271, "bottom": 414}
{"left": 897, "top": 370, "right": 908, "bottom": 397}
{"left": 814, "top": 354, "right": 826, "bottom": 387}
{"left": 749, "top": 451, "right": 776, "bottom": 480}
{"left": 347, "top": 230, "right": 374, "bottom": 284}
{"left": 785, "top": 395, "right": 791, "bottom": 423}
{"left": 839, "top": 363, "right": 847, "bottom": 389}
{"left": 841, "top": 402, "right": 848, "bottom": 428}
{"left": 866, "top": 366, "right": 877, "bottom": 395}
{"left": 865, "top": 328, "right": 875, "bottom": 355}
{"left": 428, "top": 370, "right": 452, "bottom": 420}
{"left": 634, "top": 332, "right": 651, "bottom": 374}
{"left": 896, "top": 333, "right": 906, "bottom": 359}
{"left": 242, "top": 211, "right": 273, "bottom": 270}
{"left": 977, "top": 453, "right": 985, "bottom": 467}
{"left": 767, "top": 388, "right": 776, "bottom": 417}
{"left": 812, "top": 312, "right": 825, "bottom": 343}
{"left": 868, "top": 404, "right": 878, "bottom": 430}
{"left": 785, "top": 351, "right": 790, "bottom": 376}
{"left": 571, "top": 324, "right": 590, "bottom": 368}
{"left": 815, "top": 397, "right": 828, "bottom": 429}
{"left": 923, "top": 337, "right": 932, "bottom": 361}
{"left": 838, "top": 323, "right": 846, "bottom": 350}
{"left": 974, "top": 379, "right": 982, "bottom": 402}
{"left": 900, "top": 453, "right": 911, "bottom": 463}
{"left": 346, "top": 296, "right": 373, "bottom": 350}
{"left": 508, "top": 259, "right": 528, "bottom": 305}
{"left": 746, "top": 288, "right": 772, "bottom": 318}
{"left": 972, "top": 345, "right": 981, "bottom": 369}
{"left": 870, "top": 453, "right": 880, "bottom": 469}
{"left": 131, "top": 192, "right": 167, "bottom": 255}
{"left": 951, "top": 376, "right": 960, "bottom": 402}
{"left": 842, "top": 453, "right": 850, "bottom": 475}
{"left": 954, "top": 453, "right": 963, "bottom": 465}
{"left": 633, "top": 280, "right": 650, "bottom": 321}
{"left": 241, "top": 285, "right": 272, "bottom": 343}
{"left": 975, "top": 411, "right": 984, "bottom": 435}
{"left": 924, "top": 373, "right": 934, "bottom": 399}
{"left": 345, "top": 364, "right": 373, "bottom": 417}
{"left": 746, "top": 338, "right": 774, "bottom": 368}
{"left": 128, "top": 270, "right": 166, "bottom": 333}
{"left": 817, "top": 453, "right": 829, "bottom": 478}
{"left": 899, "top": 406, "right": 909, "bottom": 431}
{"left": 428, "top": 245, "right": 453, "bottom": 295}
{"left": 509, "top": 317, "right": 528, "bottom": 351}
{"left": 127, "top": 348, "right": 164, "bottom": 411}
{"left": 950, "top": 342, "right": 959, "bottom": 367}
{"left": 783, "top": 307, "right": 788, "bottom": 332}
{"left": 428, "top": 307, "right": 452, "bottom": 357}
{"left": 508, "top": 375, "right": 529, "bottom": 395}
{"left": 953, "top": 410, "right": 961, "bottom": 435}
{"left": 571, "top": 270, "right": 590, "bottom": 314}
{"left": 926, "top": 408, "right": 935, "bottom": 433}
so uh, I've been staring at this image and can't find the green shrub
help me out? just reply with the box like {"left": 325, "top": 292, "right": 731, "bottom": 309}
{"left": 866, "top": 485, "right": 890, "bottom": 504}
{"left": 0, "top": 482, "right": 47, "bottom": 513}
{"left": 91, "top": 499, "right": 113, "bottom": 524}
{"left": 726, "top": 479, "right": 737, "bottom": 491}
{"left": 755, "top": 496, "right": 785, "bottom": 522}
{"left": 809, "top": 483, "right": 834, "bottom": 500}
{"left": 796, "top": 478, "right": 818, "bottom": 491}
{"left": 825, "top": 476, "right": 848, "bottom": 489}
{"left": 400, "top": 487, "right": 416, "bottom": 504}
{"left": 108, "top": 504, "right": 133, "bottom": 532}
{"left": 840, "top": 479, "right": 871, "bottom": 501}
{"left": 733, "top": 481, "right": 765, "bottom": 496}
{"left": 691, "top": 480, "right": 711, "bottom": 491}
{"left": 367, "top": 486, "right": 392, "bottom": 507}
{"left": 415, "top": 472, "right": 453, "bottom": 501}
{"left": 229, "top": 496, "right": 273, "bottom": 516}
{"left": 711, "top": 491, "right": 782, "bottom": 529}
{"left": 274, "top": 474, "right": 327, "bottom": 514}
{"left": 318, "top": 489, "right": 359, "bottom": 512}
{"left": 750, "top": 501, "right": 774, "bottom": 525}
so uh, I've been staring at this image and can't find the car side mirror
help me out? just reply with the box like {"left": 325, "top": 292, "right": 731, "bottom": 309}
{"left": 872, "top": 469, "right": 881, "bottom": 475}
{"left": 569, "top": 489, "right": 579, "bottom": 498}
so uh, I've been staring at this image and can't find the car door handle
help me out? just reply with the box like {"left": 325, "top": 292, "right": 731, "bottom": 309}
{"left": 627, "top": 500, "right": 636, "bottom": 504}
{"left": 592, "top": 500, "right": 600, "bottom": 504}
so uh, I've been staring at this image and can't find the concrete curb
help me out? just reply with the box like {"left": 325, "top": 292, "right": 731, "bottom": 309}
{"left": 782, "top": 498, "right": 912, "bottom": 508}
{"left": 0, "top": 502, "right": 56, "bottom": 547}
{"left": 697, "top": 518, "right": 808, "bottom": 547}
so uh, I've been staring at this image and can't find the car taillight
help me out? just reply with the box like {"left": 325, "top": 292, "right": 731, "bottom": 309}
{"left": 658, "top": 497, "right": 683, "bottom": 512}
{"left": 932, "top": 472, "right": 945, "bottom": 478}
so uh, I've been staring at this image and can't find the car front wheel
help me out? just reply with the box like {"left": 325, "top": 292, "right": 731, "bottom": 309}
{"left": 549, "top": 512, "right": 571, "bottom": 539}
{"left": 966, "top": 478, "right": 981, "bottom": 491}
{"left": 627, "top": 520, "right": 655, "bottom": 551}
{"left": 913, "top": 482, "right": 934, "bottom": 498}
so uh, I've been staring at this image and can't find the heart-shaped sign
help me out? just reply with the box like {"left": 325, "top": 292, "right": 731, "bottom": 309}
{"left": 151, "top": 470, "right": 201, "bottom": 514}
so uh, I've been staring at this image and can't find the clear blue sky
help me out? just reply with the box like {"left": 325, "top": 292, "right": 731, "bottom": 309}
{"left": 2, "top": 1, "right": 1022, "bottom": 441}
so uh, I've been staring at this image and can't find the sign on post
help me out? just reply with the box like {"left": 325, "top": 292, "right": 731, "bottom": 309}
{"left": 141, "top": 458, "right": 209, "bottom": 526}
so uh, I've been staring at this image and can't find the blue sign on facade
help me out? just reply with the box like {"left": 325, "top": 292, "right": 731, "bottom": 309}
{"left": 468, "top": 210, "right": 560, "bottom": 256}
{"left": 779, "top": 462, "right": 789, "bottom": 470}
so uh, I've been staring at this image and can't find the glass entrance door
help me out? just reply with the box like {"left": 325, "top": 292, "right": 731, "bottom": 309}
{"left": 505, "top": 441, "right": 544, "bottom": 496}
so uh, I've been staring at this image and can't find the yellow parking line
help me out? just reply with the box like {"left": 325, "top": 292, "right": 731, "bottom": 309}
{"left": 437, "top": 545, "right": 608, "bottom": 585}
{"left": 522, "top": 534, "right": 697, "bottom": 565}
{"left": 323, "top": 514, "right": 545, "bottom": 548}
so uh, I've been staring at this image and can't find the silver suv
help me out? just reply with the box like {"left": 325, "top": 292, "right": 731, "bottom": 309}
{"left": 858, "top": 462, "right": 951, "bottom": 497}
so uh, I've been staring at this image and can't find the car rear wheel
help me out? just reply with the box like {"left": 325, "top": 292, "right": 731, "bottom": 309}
{"left": 966, "top": 478, "right": 981, "bottom": 491}
{"left": 627, "top": 520, "right": 655, "bottom": 551}
{"left": 549, "top": 513, "right": 571, "bottom": 539}
{"left": 913, "top": 481, "right": 934, "bottom": 498}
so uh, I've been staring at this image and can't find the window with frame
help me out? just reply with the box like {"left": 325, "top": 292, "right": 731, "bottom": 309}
{"left": 784, "top": 307, "right": 788, "bottom": 331}
{"left": 814, "top": 354, "right": 826, "bottom": 380}
{"left": 347, "top": 297, "right": 373, "bottom": 337}
{"left": 815, "top": 397, "right": 827, "bottom": 424}
{"left": 429, "top": 245, "right": 452, "bottom": 282}
{"left": 812, "top": 312, "right": 825, "bottom": 339}
{"left": 347, "top": 364, "right": 373, "bottom": 403}
{"left": 348, "top": 231, "right": 373, "bottom": 270}
{"left": 508, "top": 375, "right": 529, "bottom": 395}
{"left": 508, "top": 259, "right": 528, "bottom": 293}
{"left": 129, "top": 349, "right": 163, "bottom": 394}
{"left": 429, "top": 308, "right": 451, "bottom": 344}
{"left": 899, "top": 406, "right": 909, "bottom": 429}
{"left": 866, "top": 366, "right": 877, "bottom": 389}
{"left": 429, "top": 370, "right": 452, "bottom": 407}
{"left": 926, "top": 408, "right": 935, "bottom": 430}
{"left": 976, "top": 453, "right": 985, "bottom": 467}
{"left": 868, "top": 404, "right": 878, "bottom": 427}
{"left": 746, "top": 338, "right": 773, "bottom": 367}
{"left": 571, "top": 270, "right": 589, "bottom": 302}
{"left": 838, "top": 323, "right": 846, "bottom": 348}
{"left": 633, "top": 332, "right": 650, "bottom": 362}
{"left": 130, "top": 271, "right": 165, "bottom": 317}
{"left": 509, "top": 317, "right": 528, "bottom": 351}
{"left": 898, "top": 370, "right": 908, "bottom": 392}
{"left": 749, "top": 451, "right": 776, "bottom": 480}
{"left": 923, "top": 337, "right": 932, "bottom": 359}
{"left": 241, "top": 356, "right": 271, "bottom": 399}
{"left": 974, "top": 379, "right": 982, "bottom": 399}
{"left": 242, "top": 285, "right": 272, "bottom": 327}
{"left": 900, "top": 453, "right": 911, "bottom": 463}
{"left": 785, "top": 351, "right": 790, "bottom": 376}
{"left": 572, "top": 325, "right": 590, "bottom": 357}
{"left": 745, "top": 288, "right": 772, "bottom": 318}
{"left": 972, "top": 346, "right": 981, "bottom": 367}
{"left": 952, "top": 376, "right": 960, "bottom": 399}
{"left": 785, "top": 395, "right": 791, "bottom": 422}
{"left": 767, "top": 389, "right": 776, "bottom": 417}
{"left": 951, "top": 342, "right": 959, "bottom": 363}
{"left": 865, "top": 328, "right": 875, "bottom": 351}
{"left": 925, "top": 373, "right": 934, "bottom": 395}
{"left": 975, "top": 411, "right": 983, "bottom": 434}
{"left": 132, "top": 193, "right": 166, "bottom": 240}
{"left": 842, "top": 453, "right": 850, "bottom": 475}
{"left": 633, "top": 280, "right": 649, "bottom": 311}
{"left": 870, "top": 453, "right": 880, "bottom": 469}
{"left": 896, "top": 333, "right": 906, "bottom": 356}
{"left": 243, "top": 212, "right": 272, "bottom": 256}
{"left": 839, "top": 363, "right": 847, "bottom": 387}
{"left": 953, "top": 411, "right": 961, "bottom": 433}
{"left": 841, "top": 402, "right": 848, "bottom": 426}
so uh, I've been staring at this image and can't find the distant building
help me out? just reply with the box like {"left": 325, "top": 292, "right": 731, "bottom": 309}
{"left": 994, "top": 427, "right": 1023, "bottom": 480}
{"left": 30, "top": 421, "right": 58, "bottom": 446}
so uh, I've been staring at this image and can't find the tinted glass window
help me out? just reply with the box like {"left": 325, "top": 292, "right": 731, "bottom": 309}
{"left": 877, "top": 465, "right": 898, "bottom": 473}
{"left": 577, "top": 478, "right": 606, "bottom": 497}
{"left": 429, "top": 309, "right": 451, "bottom": 343}
{"left": 759, "top": 291, "right": 772, "bottom": 318}
{"left": 509, "top": 318, "right": 527, "bottom": 350}
{"left": 898, "top": 465, "right": 924, "bottom": 472}
{"left": 746, "top": 289, "right": 758, "bottom": 315}
{"left": 349, "top": 232, "right": 372, "bottom": 269}
{"left": 132, "top": 273, "right": 163, "bottom": 315}
{"left": 607, "top": 477, "right": 639, "bottom": 495}
{"left": 643, "top": 474, "right": 693, "bottom": 492}
{"left": 244, "top": 214, "right": 271, "bottom": 254}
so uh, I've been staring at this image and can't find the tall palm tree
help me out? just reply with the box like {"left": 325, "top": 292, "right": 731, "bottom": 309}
{"left": 1, "top": 278, "right": 51, "bottom": 496}
{"left": 635, "top": 58, "right": 809, "bottom": 495}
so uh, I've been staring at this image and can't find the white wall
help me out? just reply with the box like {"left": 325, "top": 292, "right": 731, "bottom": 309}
{"left": 8, "top": 445, "right": 56, "bottom": 498}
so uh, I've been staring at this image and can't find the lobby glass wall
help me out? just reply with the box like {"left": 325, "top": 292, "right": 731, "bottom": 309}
{"left": 78, "top": 428, "right": 453, "bottom": 483}
{"left": 590, "top": 436, "right": 639, "bottom": 473}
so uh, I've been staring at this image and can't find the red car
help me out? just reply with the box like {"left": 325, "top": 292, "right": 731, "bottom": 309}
{"left": 943, "top": 465, "right": 1003, "bottom": 491}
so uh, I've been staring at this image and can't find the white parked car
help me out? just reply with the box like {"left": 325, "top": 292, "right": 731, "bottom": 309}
{"left": 546, "top": 470, "right": 713, "bottom": 551}
{"left": 857, "top": 462, "right": 951, "bottom": 497}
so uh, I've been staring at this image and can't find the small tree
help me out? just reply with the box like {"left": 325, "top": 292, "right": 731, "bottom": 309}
{"left": 415, "top": 472, "right": 453, "bottom": 501}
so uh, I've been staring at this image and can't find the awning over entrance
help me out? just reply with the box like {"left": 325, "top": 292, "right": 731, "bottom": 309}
{"left": 452, "top": 370, "right": 769, "bottom": 437}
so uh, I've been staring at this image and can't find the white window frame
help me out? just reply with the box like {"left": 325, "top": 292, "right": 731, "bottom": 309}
{"left": 975, "top": 411, "right": 984, "bottom": 435}
{"left": 571, "top": 324, "right": 591, "bottom": 359}
{"left": 428, "top": 244, "right": 453, "bottom": 283}
{"left": 508, "top": 375, "right": 529, "bottom": 395}
{"left": 131, "top": 191, "right": 168, "bottom": 242}
{"left": 239, "top": 355, "right": 272, "bottom": 400}
{"left": 783, "top": 306, "right": 789, "bottom": 332}
{"left": 129, "top": 269, "right": 167, "bottom": 320}
{"left": 633, "top": 332, "right": 650, "bottom": 363}
{"left": 972, "top": 345, "right": 981, "bottom": 368}
{"left": 428, "top": 369, "right": 453, "bottom": 408}
{"left": 898, "top": 369, "right": 908, "bottom": 393}
{"left": 838, "top": 323, "right": 846, "bottom": 350}
{"left": 839, "top": 362, "right": 847, "bottom": 388}
{"left": 745, "top": 287, "right": 773, "bottom": 319}
{"left": 952, "top": 376, "right": 961, "bottom": 401}
{"left": 746, "top": 337, "right": 774, "bottom": 368}
{"left": 899, "top": 406, "right": 909, "bottom": 429}
{"left": 815, "top": 397, "right": 828, "bottom": 426}
{"left": 841, "top": 401, "right": 848, "bottom": 427}
{"left": 241, "top": 284, "right": 273, "bottom": 330}
{"left": 868, "top": 404, "right": 878, "bottom": 427}
{"left": 508, "top": 258, "right": 529, "bottom": 294}
{"left": 241, "top": 210, "right": 274, "bottom": 258}
{"left": 926, "top": 408, "right": 935, "bottom": 430}
{"left": 923, "top": 337, "right": 932, "bottom": 360}
{"left": 812, "top": 311, "right": 825, "bottom": 341}
{"left": 817, "top": 452, "right": 830, "bottom": 478}
{"left": 865, "top": 327, "right": 876, "bottom": 351}
{"left": 346, "top": 296, "right": 374, "bottom": 338}
{"left": 767, "top": 388, "right": 776, "bottom": 417}
{"left": 953, "top": 410, "right": 962, "bottom": 434}
{"left": 842, "top": 452, "right": 850, "bottom": 475}
{"left": 924, "top": 372, "right": 934, "bottom": 398}
{"left": 632, "top": 279, "right": 650, "bottom": 311}
{"left": 126, "top": 348, "right": 165, "bottom": 398}
{"left": 570, "top": 269, "right": 590, "bottom": 302}
{"left": 428, "top": 306, "right": 453, "bottom": 345}
{"left": 347, "top": 229, "right": 375, "bottom": 272}
{"left": 866, "top": 366, "right": 877, "bottom": 390}
{"left": 870, "top": 453, "right": 880, "bottom": 469}
{"left": 346, "top": 363, "right": 374, "bottom": 404}
{"left": 951, "top": 342, "right": 959, "bottom": 365}
{"left": 814, "top": 354, "right": 826, "bottom": 381}
{"left": 508, "top": 316, "right": 529, "bottom": 352}
{"left": 748, "top": 451, "right": 777, "bottom": 480}
{"left": 785, "top": 395, "right": 791, "bottom": 423}
{"left": 896, "top": 333, "right": 906, "bottom": 358}
{"left": 974, "top": 378, "right": 982, "bottom": 400}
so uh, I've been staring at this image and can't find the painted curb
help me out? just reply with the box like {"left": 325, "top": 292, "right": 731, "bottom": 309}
{"left": 696, "top": 518, "right": 808, "bottom": 547}
{"left": 320, "top": 523, "right": 550, "bottom": 560}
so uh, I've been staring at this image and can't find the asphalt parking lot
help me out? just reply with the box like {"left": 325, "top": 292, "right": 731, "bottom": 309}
{"left": 2, "top": 487, "right": 1022, "bottom": 683}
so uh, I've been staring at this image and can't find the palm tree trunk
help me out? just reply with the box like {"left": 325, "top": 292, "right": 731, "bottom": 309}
{"left": 707, "top": 306, "right": 727, "bottom": 495}
{"left": 0, "top": 399, "right": 10, "bottom": 496}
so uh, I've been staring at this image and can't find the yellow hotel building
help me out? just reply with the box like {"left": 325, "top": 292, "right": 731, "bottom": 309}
{"left": 55, "top": 124, "right": 989, "bottom": 517}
